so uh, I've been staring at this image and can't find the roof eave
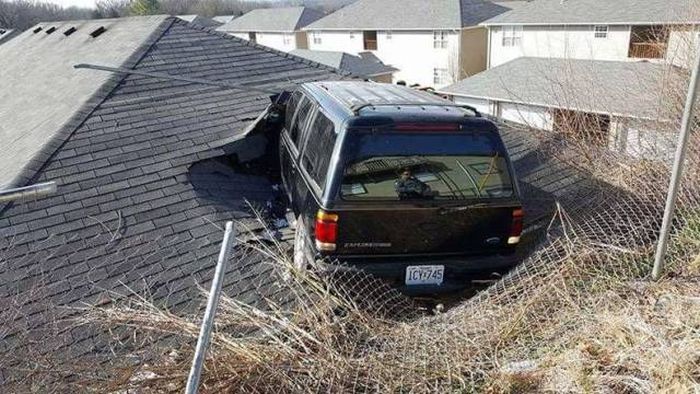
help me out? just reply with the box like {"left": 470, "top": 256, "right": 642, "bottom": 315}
{"left": 437, "top": 90, "right": 668, "bottom": 123}
{"left": 218, "top": 28, "right": 297, "bottom": 33}
{"left": 482, "top": 21, "right": 700, "bottom": 26}
{"left": 302, "top": 26, "right": 464, "bottom": 31}
{"left": 363, "top": 70, "right": 397, "bottom": 77}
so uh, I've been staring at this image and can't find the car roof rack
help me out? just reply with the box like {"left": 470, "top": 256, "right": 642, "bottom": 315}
{"left": 350, "top": 102, "right": 481, "bottom": 117}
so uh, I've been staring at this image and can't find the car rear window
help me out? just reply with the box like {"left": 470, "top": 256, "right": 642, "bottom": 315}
{"left": 340, "top": 132, "right": 514, "bottom": 201}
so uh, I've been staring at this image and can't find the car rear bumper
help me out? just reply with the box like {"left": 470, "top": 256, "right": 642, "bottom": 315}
{"left": 315, "top": 253, "right": 520, "bottom": 294}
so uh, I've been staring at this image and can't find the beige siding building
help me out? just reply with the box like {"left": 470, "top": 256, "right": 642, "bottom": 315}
{"left": 303, "top": 0, "right": 523, "bottom": 88}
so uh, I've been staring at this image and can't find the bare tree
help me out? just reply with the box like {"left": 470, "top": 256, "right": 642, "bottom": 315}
{"left": 94, "top": 0, "right": 130, "bottom": 18}
{"left": 0, "top": 0, "right": 93, "bottom": 30}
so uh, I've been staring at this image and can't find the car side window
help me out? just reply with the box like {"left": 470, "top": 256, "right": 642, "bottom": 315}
{"left": 301, "top": 110, "right": 336, "bottom": 187}
{"left": 285, "top": 91, "right": 301, "bottom": 133}
{"left": 289, "top": 96, "right": 314, "bottom": 146}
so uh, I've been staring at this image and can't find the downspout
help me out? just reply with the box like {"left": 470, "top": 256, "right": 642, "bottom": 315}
{"left": 486, "top": 26, "right": 492, "bottom": 69}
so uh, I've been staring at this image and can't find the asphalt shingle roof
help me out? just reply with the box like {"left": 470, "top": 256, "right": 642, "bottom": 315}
{"left": 216, "top": 6, "right": 325, "bottom": 32}
{"left": 290, "top": 49, "right": 397, "bottom": 78}
{"left": 0, "top": 16, "right": 169, "bottom": 189}
{"left": 0, "top": 15, "right": 343, "bottom": 372}
{"left": 439, "top": 57, "right": 687, "bottom": 120}
{"left": 304, "top": 0, "right": 517, "bottom": 30}
{"left": 0, "top": 15, "right": 599, "bottom": 384}
{"left": 482, "top": 0, "right": 700, "bottom": 25}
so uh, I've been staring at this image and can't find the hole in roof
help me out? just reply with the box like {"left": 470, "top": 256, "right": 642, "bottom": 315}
{"left": 45, "top": 27, "right": 56, "bottom": 34}
{"left": 89, "top": 26, "right": 106, "bottom": 38}
{"left": 64, "top": 27, "right": 77, "bottom": 36}
{"left": 33, "top": 27, "right": 43, "bottom": 34}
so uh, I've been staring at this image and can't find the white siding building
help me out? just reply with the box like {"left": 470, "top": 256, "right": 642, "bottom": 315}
{"left": 216, "top": 7, "right": 324, "bottom": 52}
{"left": 439, "top": 0, "right": 700, "bottom": 160}
{"left": 482, "top": 0, "right": 700, "bottom": 68}
{"left": 440, "top": 57, "right": 686, "bottom": 160}
{"left": 303, "top": 0, "right": 522, "bottom": 88}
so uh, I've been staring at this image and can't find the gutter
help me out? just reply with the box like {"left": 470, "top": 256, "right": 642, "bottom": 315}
{"left": 436, "top": 91, "right": 673, "bottom": 123}
{"left": 481, "top": 21, "right": 700, "bottom": 27}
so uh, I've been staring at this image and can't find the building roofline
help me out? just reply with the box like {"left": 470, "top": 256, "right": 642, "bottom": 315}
{"left": 482, "top": 21, "right": 700, "bottom": 26}
{"left": 303, "top": 26, "right": 471, "bottom": 31}
{"left": 219, "top": 29, "right": 297, "bottom": 33}
{"left": 437, "top": 91, "right": 668, "bottom": 122}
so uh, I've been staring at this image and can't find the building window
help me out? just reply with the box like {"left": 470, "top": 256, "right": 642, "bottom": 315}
{"left": 594, "top": 25, "right": 608, "bottom": 38}
{"left": 502, "top": 25, "right": 523, "bottom": 47}
{"left": 350, "top": 31, "right": 355, "bottom": 39}
{"left": 248, "top": 32, "right": 257, "bottom": 43}
{"left": 312, "top": 31, "right": 322, "bottom": 45}
{"left": 283, "top": 34, "right": 292, "bottom": 45}
{"left": 363, "top": 30, "right": 378, "bottom": 50}
{"left": 433, "top": 31, "right": 448, "bottom": 48}
{"left": 386, "top": 30, "right": 392, "bottom": 39}
{"left": 433, "top": 68, "right": 449, "bottom": 85}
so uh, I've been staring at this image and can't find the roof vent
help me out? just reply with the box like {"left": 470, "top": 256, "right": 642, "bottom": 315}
{"left": 33, "top": 27, "right": 43, "bottom": 34}
{"left": 45, "top": 26, "right": 56, "bottom": 34}
{"left": 89, "top": 26, "right": 106, "bottom": 38}
{"left": 64, "top": 27, "right": 77, "bottom": 36}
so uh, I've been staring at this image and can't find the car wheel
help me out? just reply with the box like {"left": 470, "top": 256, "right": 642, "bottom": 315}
{"left": 293, "top": 215, "right": 310, "bottom": 271}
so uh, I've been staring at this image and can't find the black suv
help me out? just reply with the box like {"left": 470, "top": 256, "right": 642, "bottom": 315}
{"left": 279, "top": 81, "right": 523, "bottom": 292}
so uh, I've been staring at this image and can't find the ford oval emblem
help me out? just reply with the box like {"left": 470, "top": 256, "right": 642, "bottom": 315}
{"left": 485, "top": 237, "right": 501, "bottom": 245}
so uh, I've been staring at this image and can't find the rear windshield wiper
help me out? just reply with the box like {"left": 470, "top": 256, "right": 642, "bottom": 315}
{"left": 455, "top": 159, "right": 481, "bottom": 198}
{"left": 478, "top": 152, "right": 499, "bottom": 194}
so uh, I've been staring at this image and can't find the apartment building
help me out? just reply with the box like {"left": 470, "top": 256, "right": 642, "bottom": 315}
{"left": 303, "top": 0, "right": 522, "bottom": 88}
{"left": 441, "top": 0, "right": 700, "bottom": 159}
{"left": 216, "top": 7, "right": 324, "bottom": 52}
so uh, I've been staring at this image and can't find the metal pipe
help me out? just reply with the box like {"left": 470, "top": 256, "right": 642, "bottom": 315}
{"left": 185, "top": 221, "right": 236, "bottom": 394}
{"left": 0, "top": 182, "right": 57, "bottom": 203}
{"left": 652, "top": 42, "right": 700, "bottom": 280}
{"left": 74, "top": 63, "right": 281, "bottom": 95}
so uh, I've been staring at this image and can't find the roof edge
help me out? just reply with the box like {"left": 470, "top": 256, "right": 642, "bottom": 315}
{"left": 218, "top": 29, "right": 297, "bottom": 33}
{"left": 302, "top": 26, "right": 464, "bottom": 31}
{"left": 438, "top": 89, "right": 666, "bottom": 122}
{"left": 482, "top": 21, "right": 700, "bottom": 26}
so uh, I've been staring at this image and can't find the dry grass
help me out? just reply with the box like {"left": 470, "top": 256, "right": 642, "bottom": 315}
{"left": 65, "top": 37, "right": 700, "bottom": 392}
{"left": 4, "top": 22, "right": 700, "bottom": 394}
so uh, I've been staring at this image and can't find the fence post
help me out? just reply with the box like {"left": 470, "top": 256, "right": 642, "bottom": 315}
{"left": 185, "top": 221, "right": 236, "bottom": 394}
{"left": 652, "top": 42, "right": 700, "bottom": 280}
{"left": 0, "top": 182, "right": 57, "bottom": 203}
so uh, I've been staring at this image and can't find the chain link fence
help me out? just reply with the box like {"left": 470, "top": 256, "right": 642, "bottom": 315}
{"left": 2, "top": 48, "right": 700, "bottom": 394}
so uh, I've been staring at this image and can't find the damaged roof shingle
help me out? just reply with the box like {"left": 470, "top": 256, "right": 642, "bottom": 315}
{"left": 0, "top": 15, "right": 342, "bottom": 357}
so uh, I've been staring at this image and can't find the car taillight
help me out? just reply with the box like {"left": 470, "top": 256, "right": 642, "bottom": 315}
{"left": 508, "top": 208, "right": 524, "bottom": 245}
{"left": 315, "top": 210, "right": 338, "bottom": 252}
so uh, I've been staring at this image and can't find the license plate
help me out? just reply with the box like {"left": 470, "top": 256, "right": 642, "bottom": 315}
{"left": 405, "top": 265, "right": 444, "bottom": 285}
